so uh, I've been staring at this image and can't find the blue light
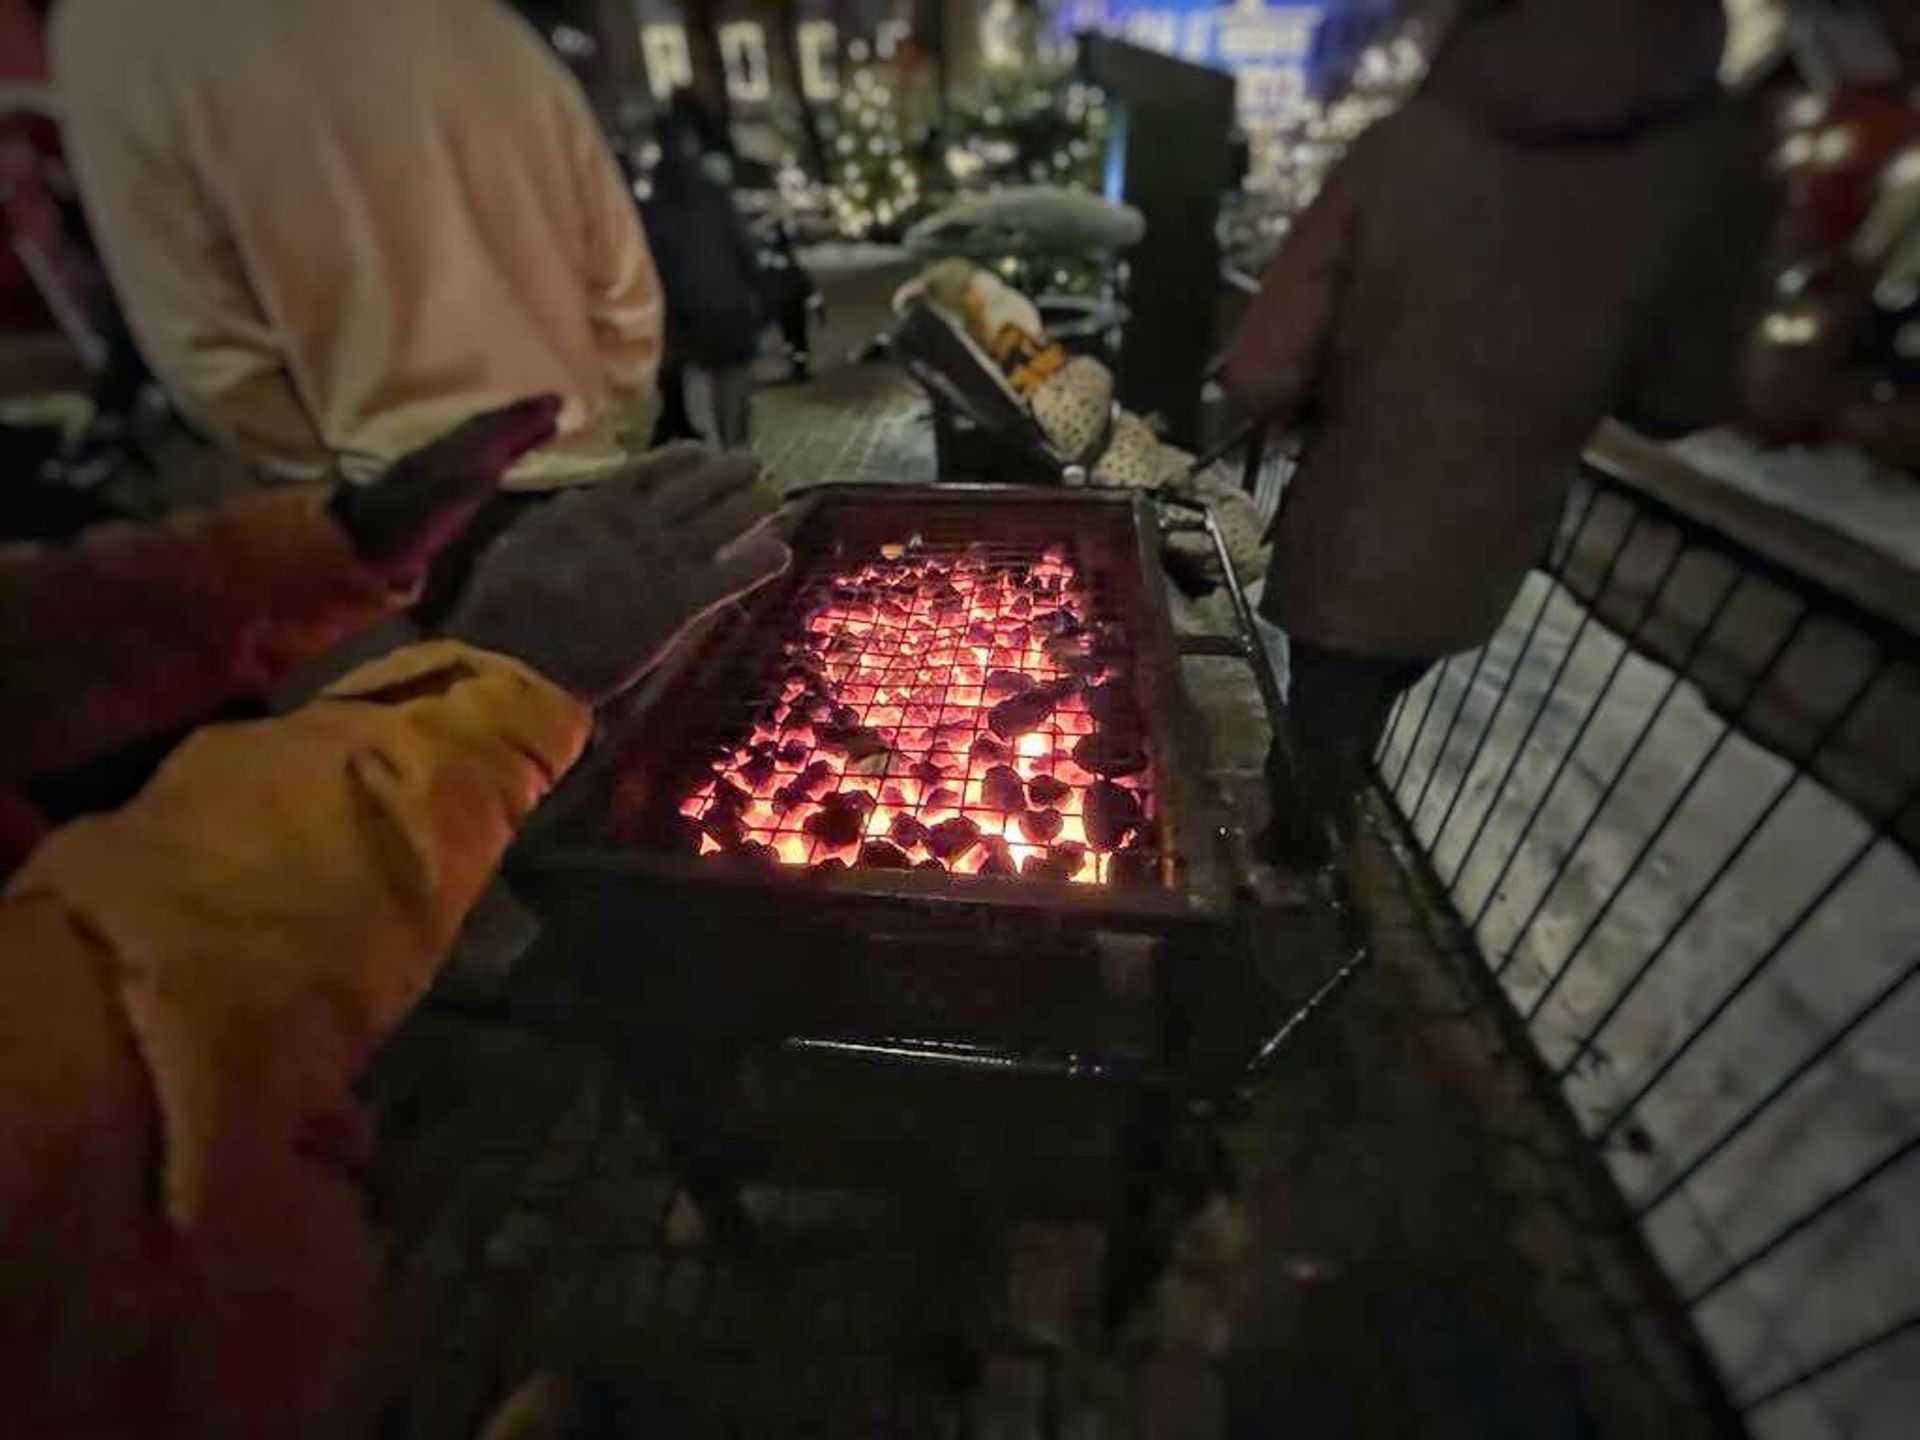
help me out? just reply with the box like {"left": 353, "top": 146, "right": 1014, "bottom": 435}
{"left": 1102, "top": 102, "right": 1130, "bottom": 204}
{"left": 1059, "top": 0, "right": 1392, "bottom": 126}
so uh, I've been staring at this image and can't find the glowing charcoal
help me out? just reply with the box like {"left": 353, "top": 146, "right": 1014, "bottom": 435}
{"left": 661, "top": 536, "right": 1156, "bottom": 886}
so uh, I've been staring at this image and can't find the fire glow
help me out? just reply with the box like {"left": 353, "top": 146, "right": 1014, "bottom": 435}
{"left": 670, "top": 537, "right": 1156, "bottom": 886}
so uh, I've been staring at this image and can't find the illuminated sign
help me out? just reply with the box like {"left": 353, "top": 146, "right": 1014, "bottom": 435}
{"left": 719, "top": 20, "right": 771, "bottom": 101}
{"left": 641, "top": 22, "right": 692, "bottom": 100}
{"left": 1052, "top": 0, "right": 1330, "bottom": 133}
{"left": 797, "top": 19, "right": 841, "bottom": 100}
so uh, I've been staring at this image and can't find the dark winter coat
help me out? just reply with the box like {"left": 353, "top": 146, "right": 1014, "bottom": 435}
{"left": 1226, "top": 0, "right": 1772, "bottom": 659}
{"left": 641, "top": 163, "right": 766, "bottom": 369}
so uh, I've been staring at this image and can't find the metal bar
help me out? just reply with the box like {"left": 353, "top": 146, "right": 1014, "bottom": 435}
{"left": 1427, "top": 566, "right": 1569, "bottom": 860}
{"left": 1183, "top": 418, "right": 1264, "bottom": 479}
{"left": 1389, "top": 485, "right": 1602, "bottom": 824}
{"left": 1127, "top": 493, "right": 1236, "bottom": 910}
{"left": 1593, "top": 783, "right": 1920, "bottom": 1143}
{"left": 1176, "top": 634, "right": 1257, "bottom": 660}
{"left": 1254, "top": 454, "right": 1291, "bottom": 531}
{"left": 1239, "top": 421, "right": 1267, "bottom": 498}
{"left": 1234, "top": 943, "right": 1372, "bottom": 1103}
{"left": 1180, "top": 490, "right": 1344, "bottom": 880}
{"left": 1458, "top": 563, "right": 1738, "bottom": 908}
{"left": 1464, "top": 511, "right": 1651, "bottom": 948}
{"left": 1636, "top": 956, "right": 1920, "bottom": 1216}
{"left": 1405, "top": 643, "right": 1495, "bottom": 829}
{"left": 781, "top": 1034, "right": 1167, "bottom": 1085}
{"left": 1431, "top": 525, "right": 1683, "bottom": 869}
{"left": 1582, "top": 432, "right": 1920, "bottom": 657}
{"left": 1536, "top": 666, "right": 1891, "bottom": 1037}
{"left": 1220, "top": 264, "right": 1261, "bottom": 297}
{"left": 1376, "top": 487, "right": 1621, "bottom": 800}
{"left": 1173, "top": 491, "right": 1383, "bottom": 1101}
{"left": 1740, "top": 1309, "right": 1920, "bottom": 1412}
{"left": 1181, "top": 502, "right": 1288, "bottom": 733}
{"left": 1374, "top": 690, "right": 1410, "bottom": 767}
{"left": 1685, "top": 1130, "right": 1920, "bottom": 1306}
{"left": 1441, "top": 483, "right": 1608, "bottom": 897}
{"left": 1388, "top": 658, "right": 1453, "bottom": 798}
{"left": 1492, "top": 603, "right": 1814, "bottom": 976}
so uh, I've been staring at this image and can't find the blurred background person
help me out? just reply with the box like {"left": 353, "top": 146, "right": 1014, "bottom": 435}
{"left": 48, "top": 0, "right": 662, "bottom": 492}
{"left": 1226, "top": 0, "right": 1771, "bottom": 847}
{"left": 1743, "top": 0, "right": 1920, "bottom": 470}
{"left": 0, "top": 0, "right": 160, "bottom": 543}
{"left": 642, "top": 91, "right": 766, "bottom": 450}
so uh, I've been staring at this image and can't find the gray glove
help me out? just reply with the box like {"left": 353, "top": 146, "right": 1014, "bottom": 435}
{"left": 445, "top": 445, "right": 790, "bottom": 704}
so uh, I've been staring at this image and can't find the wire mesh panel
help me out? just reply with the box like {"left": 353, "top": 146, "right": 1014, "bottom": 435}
{"left": 1364, "top": 444, "right": 1920, "bottom": 1435}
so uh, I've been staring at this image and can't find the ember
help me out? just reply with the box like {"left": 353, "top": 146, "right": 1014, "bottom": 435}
{"left": 672, "top": 535, "right": 1157, "bottom": 884}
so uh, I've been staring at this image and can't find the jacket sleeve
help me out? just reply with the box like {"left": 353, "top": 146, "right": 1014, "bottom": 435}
{"left": 560, "top": 69, "right": 664, "bottom": 440}
{"left": 1222, "top": 161, "right": 1358, "bottom": 430}
{"left": 0, "top": 641, "right": 588, "bottom": 1433}
{"left": 50, "top": 1, "right": 331, "bottom": 479}
{"left": 0, "top": 486, "right": 400, "bottom": 785}
{"left": 0, "top": 640, "right": 592, "bottom": 1233}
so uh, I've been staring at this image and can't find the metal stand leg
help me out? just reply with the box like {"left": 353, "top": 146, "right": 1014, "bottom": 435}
{"left": 1101, "top": 939, "right": 1208, "bottom": 1333}
{"left": 606, "top": 1024, "right": 763, "bottom": 1259}
{"left": 1103, "top": 1081, "right": 1178, "bottom": 1334}
{"left": 535, "top": 904, "right": 771, "bottom": 1263}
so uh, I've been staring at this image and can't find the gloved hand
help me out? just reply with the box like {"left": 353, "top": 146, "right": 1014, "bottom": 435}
{"left": 328, "top": 395, "right": 562, "bottom": 586}
{"left": 445, "top": 445, "right": 791, "bottom": 704}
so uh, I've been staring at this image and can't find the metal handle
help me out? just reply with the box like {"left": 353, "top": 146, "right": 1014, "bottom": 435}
{"left": 1150, "top": 491, "right": 1376, "bottom": 1104}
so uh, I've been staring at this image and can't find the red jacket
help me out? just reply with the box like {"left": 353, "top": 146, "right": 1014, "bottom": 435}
{"left": 0, "top": 486, "right": 401, "bottom": 870}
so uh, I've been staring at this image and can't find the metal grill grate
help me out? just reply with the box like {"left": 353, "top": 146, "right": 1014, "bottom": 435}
{"left": 512, "top": 487, "right": 1232, "bottom": 954}
{"left": 649, "top": 530, "right": 1159, "bottom": 885}
{"left": 566, "top": 488, "right": 1223, "bottom": 930}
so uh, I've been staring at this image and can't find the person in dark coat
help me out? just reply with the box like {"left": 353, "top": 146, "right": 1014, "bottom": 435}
{"left": 642, "top": 94, "right": 765, "bottom": 448}
{"left": 1225, "top": 0, "right": 1771, "bottom": 848}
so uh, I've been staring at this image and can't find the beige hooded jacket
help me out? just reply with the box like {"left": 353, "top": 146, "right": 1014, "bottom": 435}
{"left": 1227, "top": 0, "right": 1771, "bottom": 658}
{"left": 53, "top": 0, "right": 662, "bottom": 489}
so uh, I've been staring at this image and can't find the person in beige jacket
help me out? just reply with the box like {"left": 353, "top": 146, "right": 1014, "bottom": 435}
{"left": 1225, "top": 0, "right": 1770, "bottom": 843}
{"left": 50, "top": 0, "right": 663, "bottom": 490}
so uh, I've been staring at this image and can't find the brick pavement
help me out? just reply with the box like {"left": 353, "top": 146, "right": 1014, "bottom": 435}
{"left": 754, "top": 366, "right": 936, "bottom": 492}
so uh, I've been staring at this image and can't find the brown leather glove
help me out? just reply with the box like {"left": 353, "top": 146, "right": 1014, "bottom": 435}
{"left": 445, "top": 445, "right": 791, "bottom": 704}
{"left": 328, "top": 396, "right": 561, "bottom": 586}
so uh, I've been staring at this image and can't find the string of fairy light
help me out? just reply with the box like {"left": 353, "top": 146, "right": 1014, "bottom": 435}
{"left": 775, "top": 55, "right": 1107, "bottom": 242}
{"left": 1224, "top": 30, "right": 1431, "bottom": 271}
{"left": 755, "top": 25, "right": 1427, "bottom": 252}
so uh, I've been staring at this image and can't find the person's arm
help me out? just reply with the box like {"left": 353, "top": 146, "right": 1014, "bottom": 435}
{"left": 0, "top": 397, "right": 560, "bottom": 787}
{"left": 0, "top": 447, "right": 787, "bottom": 1439}
{"left": 0, "top": 487, "right": 393, "bottom": 782}
{"left": 4, "top": 640, "right": 592, "bottom": 1230}
{"left": 1222, "top": 161, "right": 1359, "bottom": 429}
{"left": 50, "top": 1, "right": 329, "bottom": 477}
{"left": 0, "top": 639, "right": 591, "bottom": 1437}
{"left": 558, "top": 72, "right": 663, "bottom": 438}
